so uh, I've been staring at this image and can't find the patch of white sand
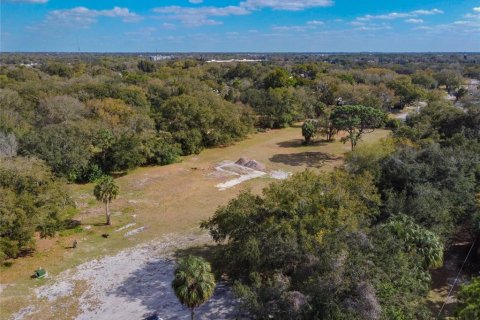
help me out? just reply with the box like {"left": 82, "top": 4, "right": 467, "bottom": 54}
{"left": 269, "top": 170, "right": 291, "bottom": 180}
{"left": 124, "top": 226, "right": 145, "bottom": 237}
{"left": 215, "top": 162, "right": 266, "bottom": 191}
{"left": 13, "top": 233, "right": 241, "bottom": 320}
{"left": 35, "top": 280, "right": 73, "bottom": 302}
{"left": 115, "top": 223, "right": 136, "bottom": 232}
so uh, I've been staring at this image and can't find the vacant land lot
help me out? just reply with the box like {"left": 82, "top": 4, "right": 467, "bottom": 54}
{"left": 0, "top": 127, "right": 389, "bottom": 319}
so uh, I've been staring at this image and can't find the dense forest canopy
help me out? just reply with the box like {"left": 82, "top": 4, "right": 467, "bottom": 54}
{"left": 1, "top": 52, "right": 480, "bottom": 318}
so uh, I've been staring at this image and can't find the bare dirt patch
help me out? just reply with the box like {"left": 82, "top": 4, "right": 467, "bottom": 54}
{"left": 13, "top": 233, "right": 241, "bottom": 320}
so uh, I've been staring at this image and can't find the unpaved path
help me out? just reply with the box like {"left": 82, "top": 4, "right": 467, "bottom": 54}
{"left": 13, "top": 233, "right": 240, "bottom": 320}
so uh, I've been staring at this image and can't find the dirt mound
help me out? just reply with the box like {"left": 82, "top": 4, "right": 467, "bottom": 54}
{"left": 235, "top": 157, "right": 249, "bottom": 166}
{"left": 244, "top": 160, "right": 266, "bottom": 171}
{"left": 235, "top": 157, "right": 266, "bottom": 171}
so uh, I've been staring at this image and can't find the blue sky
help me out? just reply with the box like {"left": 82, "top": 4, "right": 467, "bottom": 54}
{"left": 1, "top": 0, "right": 479, "bottom": 52}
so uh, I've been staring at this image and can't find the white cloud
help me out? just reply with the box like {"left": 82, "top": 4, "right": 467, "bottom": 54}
{"left": 356, "top": 8, "right": 443, "bottom": 21}
{"left": 411, "top": 9, "right": 443, "bottom": 15}
{"left": 7, "top": 0, "right": 48, "bottom": 3}
{"left": 152, "top": 1, "right": 333, "bottom": 27}
{"left": 153, "top": 5, "right": 250, "bottom": 26}
{"left": 414, "top": 26, "right": 433, "bottom": 30}
{"left": 349, "top": 21, "right": 365, "bottom": 26}
{"left": 239, "top": 0, "right": 333, "bottom": 11}
{"left": 272, "top": 19, "right": 324, "bottom": 32}
{"left": 405, "top": 18, "right": 424, "bottom": 24}
{"left": 162, "top": 22, "right": 176, "bottom": 30}
{"left": 124, "top": 27, "right": 156, "bottom": 37}
{"left": 415, "top": 7, "right": 480, "bottom": 35}
{"left": 350, "top": 21, "right": 392, "bottom": 31}
{"left": 272, "top": 25, "right": 314, "bottom": 32}
{"left": 355, "top": 24, "right": 392, "bottom": 31}
{"left": 45, "top": 6, "right": 141, "bottom": 27}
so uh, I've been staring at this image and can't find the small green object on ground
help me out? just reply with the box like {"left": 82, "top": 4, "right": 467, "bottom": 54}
{"left": 34, "top": 267, "right": 47, "bottom": 279}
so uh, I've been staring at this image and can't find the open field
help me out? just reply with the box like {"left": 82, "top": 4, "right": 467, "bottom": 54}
{"left": 0, "top": 127, "right": 390, "bottom": 319}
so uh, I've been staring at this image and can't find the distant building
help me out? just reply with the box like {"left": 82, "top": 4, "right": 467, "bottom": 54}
{"left": 149, "top": 55, "right": 173, "bottom": 61}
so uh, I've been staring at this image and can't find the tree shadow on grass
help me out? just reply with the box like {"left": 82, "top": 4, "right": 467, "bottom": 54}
{"left": 276, "top": 139, "right": 329, "bottom": 148}
{"left": 111, "top": 255, "right": 241, "bottom": 320}
{"left": 269, "top": 152, "right": 341, "bottom": 168}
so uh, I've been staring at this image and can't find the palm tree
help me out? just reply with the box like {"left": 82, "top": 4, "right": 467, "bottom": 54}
{"left": 93, "top": 176, "right": 119, "bottom": 225}
{"left": 172, "top": 255, "right": 216, "bottom": 320}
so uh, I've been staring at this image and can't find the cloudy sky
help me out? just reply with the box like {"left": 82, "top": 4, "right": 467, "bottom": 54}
{"left": 1, "top": 0, "right": 479, "bottom": 52}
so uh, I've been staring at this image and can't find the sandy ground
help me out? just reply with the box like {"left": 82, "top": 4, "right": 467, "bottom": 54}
{"left": 214, "top": 161, "right": 290, "bottom": 191}
{"left": 13, "top": 233, "right": 241, "bottom": 320}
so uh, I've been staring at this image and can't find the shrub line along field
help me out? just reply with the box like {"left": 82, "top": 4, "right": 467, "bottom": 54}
{"left": 0, "top": 126, "right": 389, "bottom": 319}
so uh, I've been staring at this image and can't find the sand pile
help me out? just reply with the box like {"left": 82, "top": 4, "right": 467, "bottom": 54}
{"left": 244, "top": 160, "right": 265, "bottom": 171}
{"left": 235, "top": 157, "right": 249, "bottom": 166}
{"left": 235, "top": 157, "right": 266, "bottom": 171}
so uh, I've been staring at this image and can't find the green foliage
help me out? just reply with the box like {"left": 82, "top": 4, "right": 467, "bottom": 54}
{"left": 42, "top": 62, "right": 73, "bottom": 78}
{"left": 20, "top": 121, "right": 93, "bottom": 181}
{"left": 301, "top": 120, "right": 316, "bottom": 144}
{"left": 387, "top": 77, "right": 426, "bottom": 107}
{"left": 0, "top": 157, "right": 73, "bottom": 262}
{"left": 331, "top": 105, "right": 386, "bottom": 150}
{"left": 456, "top": 277, "right": 480, "bottom": 320}
{"left": 263, "top": 67, "right": 296, "bottom": 89}
{"left": 202, "top": 169, "right": 443, "bottom": 319}
{"left": 382, "top": 215, "right": 443, "bottom": 268}
{"left": 172, "top": 255, "right": 216, "bottom": 319}
{"left": 137, "top": 60, "right": 156, "bottom": 73}
{"left": 434, "top": 70, "right": 463, "bottom": 93}
{"left": 143, "top": 132, "right": 182, "bottom": 165}
{"left": 157, "top": 92, "right": 253, "bottom": 154}
{"left": 94, "top": 175, "right": 119, "bottom": 204}
{"left": 103, "top": 133, "right": 146, "bottom": 172}
{"left": 411, "top": 71, "right": 437, "bottom": 89}
{"left": 203, "top": 170, "right": 380, "bottom": 276}
{"left": 378, "top": 143, "right": 479, "bottom": 237}
{"left": 93, "top": 175, "right": 119, "bottom": 225}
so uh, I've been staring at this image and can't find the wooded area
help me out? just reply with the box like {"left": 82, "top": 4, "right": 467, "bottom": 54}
{"left": 1, "top": 53, "right": 480, "bottom": 319}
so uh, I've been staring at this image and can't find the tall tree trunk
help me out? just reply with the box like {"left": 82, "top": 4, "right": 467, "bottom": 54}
{"left": 106, "top": 201, "right": 111, "bottom": 225}
{"left": 191, "top": 308, "right": 195, "bottom": 320}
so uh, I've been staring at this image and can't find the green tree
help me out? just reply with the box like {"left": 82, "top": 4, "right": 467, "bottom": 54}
{"left": 301, "top": 120, "right": 316, "bottom": 144}
{"left": 137, "top": 60, "right": 156, "bottom": 73}
{"left": 456, "top": 277, "right": 480, "bottom": 320}
{"left": 331, "top": 105, "right": 386, "bottom": 150}
{"left": 382, "top": 215, "right": 443, "bottom": 268}
{"left": 0, "top": 157, "right": 72, "bottom": 262}
{"left": 455, "top": 87, "right": 468, "bottom": 101}
{"left": 20, "top": 121, "right": 94, "bottom": 181}
{"left": 317, "top": 107, "right": 337, "bottom": 142}
{"left": 434, "top": 70, "right": 463, "bottom": 93}
{"left": 263, "top": 67, "right": 296, "bottom": 89}
{"left": 387, "top": 77, "right": 426, "bottom": 108}
{"left": 172, "top": 255, "right": 216, "bottom": 320}
{"left": 93, "top": 176, "right": 119, "bottom": 225}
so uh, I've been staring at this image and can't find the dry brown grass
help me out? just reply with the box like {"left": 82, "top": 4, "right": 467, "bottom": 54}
{"left": 0, "top": 127, "right": 390, "bottom": 319}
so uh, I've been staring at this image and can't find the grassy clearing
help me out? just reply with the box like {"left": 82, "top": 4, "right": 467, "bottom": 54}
{"left": 0, "top": 127, "right": 389, "bottom": 319}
